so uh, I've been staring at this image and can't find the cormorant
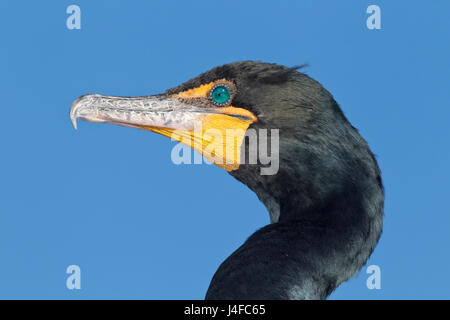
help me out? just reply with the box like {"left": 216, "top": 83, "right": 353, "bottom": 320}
{"left": 70, "top": 61, "right": 384, "bottom": 299}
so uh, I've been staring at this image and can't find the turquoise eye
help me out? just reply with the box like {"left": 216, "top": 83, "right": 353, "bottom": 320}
{"left": 210, "top": 85, "right": 232, "bottom": 106}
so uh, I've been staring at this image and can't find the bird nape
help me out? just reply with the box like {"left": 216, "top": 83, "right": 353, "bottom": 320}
{"left": 70, "top": 61, "right": 384, "bottom": 300}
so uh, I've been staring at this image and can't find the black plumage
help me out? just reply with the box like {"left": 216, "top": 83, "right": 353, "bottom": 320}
{"left": 169, "top": 62, "right": 384, "bottom": 299}
{"left": 72, "top": 61, "right": 384, "bottom": 300}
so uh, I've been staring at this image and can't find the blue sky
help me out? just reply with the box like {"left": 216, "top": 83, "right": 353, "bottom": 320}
{"left": 0, "top": 1, "right": 449, "bottom": 299}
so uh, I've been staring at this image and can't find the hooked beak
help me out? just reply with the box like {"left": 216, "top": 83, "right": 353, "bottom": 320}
{"left": 70, "top": 93, "right": 257, "bottom": 171}
{"left": 70, "top": 94, "right": 223, "bottom": 131}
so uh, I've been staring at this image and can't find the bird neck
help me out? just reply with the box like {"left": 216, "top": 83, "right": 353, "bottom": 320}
{"left": 206, "top": 197, "right": 380, "bottom": 299}
{"left": 210, "top": 130, "right": 384, "bottom": 299}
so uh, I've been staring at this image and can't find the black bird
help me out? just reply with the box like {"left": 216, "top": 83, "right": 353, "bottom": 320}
{"left": 70, "top": 61, "right": 384, "bottom": 299}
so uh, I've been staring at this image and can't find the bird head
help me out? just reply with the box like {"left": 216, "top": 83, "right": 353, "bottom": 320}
{"left": 71, "top": 61, "right": 383, "bottom": 224}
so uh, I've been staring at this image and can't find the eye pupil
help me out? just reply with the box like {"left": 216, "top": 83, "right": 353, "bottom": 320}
{"left": 211, "top": 85, "right": 231, "bottom": 106}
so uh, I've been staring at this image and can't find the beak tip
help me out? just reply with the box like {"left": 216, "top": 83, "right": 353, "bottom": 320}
{"left": 70, "top": 107, "right": 78, "bottom": 130}
{"left": 70, "top": 95, "right": 87, "bottom": 130}
{"left": 71, "top": 118, "right": 78, "bottom": 130}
